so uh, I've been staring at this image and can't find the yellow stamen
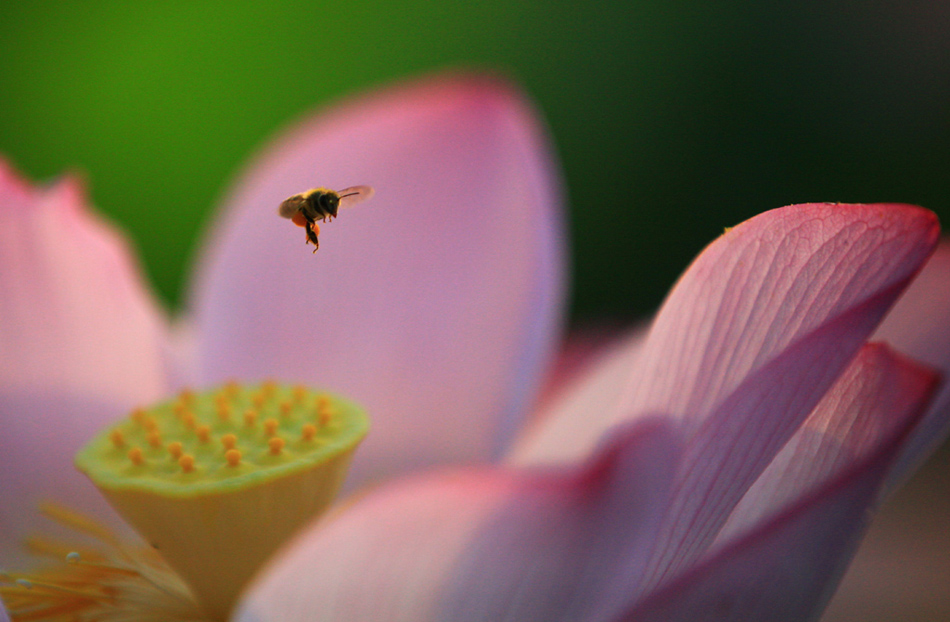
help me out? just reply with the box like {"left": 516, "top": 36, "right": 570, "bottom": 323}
{"left": 223, "top": 381, "right": 239, "bottom": 397}
{"left": 261, "top": 381, "right": 277, "bottom": 398}
{"left": 178, "top": 454, "right": 196, "bottom": 473}
{"left": 0, "top": 503, "right": 204, "bottom": 622}
{"left": 109, "top": 429, "right": 125, "bottom": 448}
{"left": 221, "top": 433, "right": 237, "bottom": 450}
{"left": 216, "top": 402, "right": 231, "bottom": 423}
{"left": 167, "top": 441, "right": 183, "bottom": 460}
{"left": 196, "top": 425, "right": 211, "bottom": 444}
{"left": 225, "top": 449, "right": 241, "bottom": 467}
{"left": 178, "top": 389, "right": 195, "bottom": 406}
{"left": 268, "top": 437, "right": 285, "bottom": 455}
{"left": 128, "top": 447, "right": 144, "bottom": 466}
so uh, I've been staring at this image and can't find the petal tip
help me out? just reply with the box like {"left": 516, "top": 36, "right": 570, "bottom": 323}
{"left": 0, "top": 156, "right": 36, "bottom": 207}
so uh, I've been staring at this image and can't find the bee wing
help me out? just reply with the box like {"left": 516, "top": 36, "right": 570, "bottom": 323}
{"left": 336, "top": 185, "right": 375, "bottom": 209}
{"left": 278, "top": 194, "right": 307, "bottom": 218}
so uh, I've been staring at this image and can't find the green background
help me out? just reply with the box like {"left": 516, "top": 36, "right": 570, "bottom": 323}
{"left": 2, "top": 1, "right": 948, "bottom": 322}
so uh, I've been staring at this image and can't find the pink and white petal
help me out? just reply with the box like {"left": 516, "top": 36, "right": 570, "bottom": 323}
{"left": 235, "top": 419, "right": 682, "bottom": 622}
{"left": 873, "top": 242, "right": 950, "bottom": 490}
{"left": 0, "top": 391, "right": 141, "bottom": 567}
{"left": 0, "top": 161, "right": 169, "bottom": 404}
{"left": 188, "top": 74, "right": 566, "bottom": 489}
{"left": 0, "top": 599, "right": 8, "bottom": 622}
{"left": 714, "top": 343, "right": 939, "bottom": 546}
{"left": 625, "top": 203, "right": 938, "bottom": 437}
{"left": 0, "top": 161, "right": 170, "bottom": 564}
{"left": 626, "top": 354, "right": 934, "bottom": 622}
{"left": 617, "top": 204, "right": 939, "bottom": 591}
{"left": 508, "top": 326, "right": 646, "bottom": 466}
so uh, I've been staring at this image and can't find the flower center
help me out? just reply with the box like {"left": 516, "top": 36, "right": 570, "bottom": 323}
{"left": 71, "top": 382, "right": 369, "bottom": 620}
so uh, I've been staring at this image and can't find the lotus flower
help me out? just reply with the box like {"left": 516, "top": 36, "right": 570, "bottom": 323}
{"left": 0, "top": 73, "right": 948, "bottom": 622}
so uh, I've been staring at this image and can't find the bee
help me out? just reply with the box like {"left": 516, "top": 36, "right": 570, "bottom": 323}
{"left": 278, "top": 185, "right": 374, "bottom": 252}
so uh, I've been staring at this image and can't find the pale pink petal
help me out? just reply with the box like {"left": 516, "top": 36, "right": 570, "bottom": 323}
{"left": 626, "top": 351, "right": 934, "bottom": 622}
{"left": 0, "top": 161, "right": 169, "bottom": 403}
{"left": 627, "top": 203, "right": 938, "bottom": 441}
{"left": 620, "top": 204, "right": 939, "bottom": 591}
{"left": 0, "top": 391, "right": 141, "bottom": 566}
{"left": 0, "top": 599, "right": 8, "bottom": 622}
{"left": 508, "top": 327, "right": 646, "bottom": 465}
{"left": 235, "top": 420, "right": 681, "bottom": 622}
{"left": 188, "top": 74, "right": 566, "bottom": 489}
{"left": 714, "top": 343, "right": 939, "bottom": 546}
{"left": 0, "top": 161, "right": 169, "bottom": 564}
{"left": 873, "top": 242, "right": 950, "bottom": 489}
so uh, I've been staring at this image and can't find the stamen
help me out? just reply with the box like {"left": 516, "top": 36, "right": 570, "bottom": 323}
{"left": 279, "top": 401, "right": 293, "bottom": 417}
{"left": 268, "top": 437, "right": 285, "bottom": 455}
{"left": 263, "top": 418, "right": 279, "bottom": 437}
{"left": 148, "top": 430, "right": 163, "bottom": 448}
{"left": 178, "top": 389, "right": 195, "bottom": 406}
{"left": 196, "top": 425, "right": 211, "bottom": 444}
{"left": 179, "top": 454, "right": 196, "bottom": 473}
{"left": 225, "top": 449, "right": 242, "bottom": 467}
{"left": 167, "top": 441, "right": 183, "bottom": 460}
{"left": 223, "top": 380, "right": 239, "bottom": 397}
{"left": 110, "top": 429, "right": 125, "bottom": 448}
{"left": 1, "top": 503, "right": 204, "bottom": 622}
{"left": 129, "top": 447, "right": 145, "bottom": 465}
{"left": 221, "top": 433, "right": 237, "bottom": 450}
{"left": 301, "top": 424, "right": 317, "bottom": 441}
{"left": 182, "top": 411, "right": 196, "bottom": 430}
{"left": 243, "top": 410, "right": 257, "bottom": 427}
{"left": 261, "top": 381, "right": 277, "bottom": 398}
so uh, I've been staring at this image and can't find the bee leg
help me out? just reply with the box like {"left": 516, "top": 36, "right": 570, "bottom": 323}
{"left": 306, "top": 223, "right": 320, "bottom": 251}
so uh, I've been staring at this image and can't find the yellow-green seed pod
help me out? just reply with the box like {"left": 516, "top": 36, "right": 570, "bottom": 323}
{"left": 75, "top": 383, "right": 369, "bottom": 620}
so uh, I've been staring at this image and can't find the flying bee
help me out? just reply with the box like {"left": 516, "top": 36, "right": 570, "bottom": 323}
{"left": 278, "top": 185, "right": 374, "bottom": 252}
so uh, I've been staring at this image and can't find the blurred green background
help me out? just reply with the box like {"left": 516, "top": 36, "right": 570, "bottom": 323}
{"left": 1, "top": 1, "right": 948, "bottom": 321}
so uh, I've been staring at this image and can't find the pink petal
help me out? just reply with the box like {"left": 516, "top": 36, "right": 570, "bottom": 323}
{"left": 0, "top": 160, "right": 169, "bottom": 564}
{"left": 714, "top": 343, "right": 939, "bottom": 546}
{"left": 627, "top": 203, "right": 938, "bottom": 439}
{"left": 187, "top": 74, "right": 566, "bottom": 489}
{"left": 874, "top": 242, "right": 950, "bottom": 489}
{"left": 508, "top": 326, "right": 646, "bottom": 466}
{"left": 235, "top": 419, "right": 681, "bottom": 622}
{"left": 626, "top": 348, "right": 935, "bottom": 621}
{"left": 619, "top": 204, "right": 939, "bottom": 590}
